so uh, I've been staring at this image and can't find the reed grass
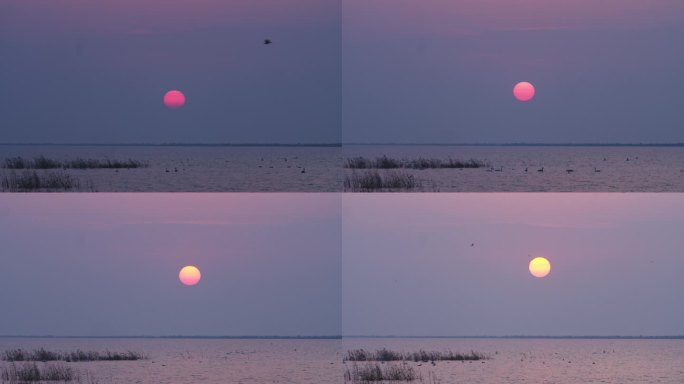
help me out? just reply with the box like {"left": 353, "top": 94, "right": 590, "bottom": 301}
{"left": 4, "top": 156, "right": 147, "bottom": 170}
{"left": 2, "top": 349, "right": 147, "bottom": 362}
{"left": 345, "top": 156, "right": 487, "bottom": 170}
{"left": 344, "top": 171, "right": 420, "bottom": 192}
{"left": 1, "top": 363, "right": 77, "bottom": 382}
{"left": 344, "top": 349, "right": 487, "bottom": 362}
{"left": 404, "top": 350, "right": 486, "bottom": 362}
{"left": 344, "top": 363, "right": 420, "bottom": 382}
{"left": 0, "top": 171, "right": 81, "bottom": 191}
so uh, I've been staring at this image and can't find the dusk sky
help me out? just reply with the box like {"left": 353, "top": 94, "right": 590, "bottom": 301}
{"left": 0, "top": 194, "right": 341, "bottom": 336}
{"left": 0, "top": 1, "right": 340, "bottom": 144}
{"left": 343, "top": 1, "right": 684, "bottom": 143}
{"left": 5, "top": 1, "right": 682, "bottom": 145}
{"left": 343, "top": 194, "right": 684, "bottom": 337}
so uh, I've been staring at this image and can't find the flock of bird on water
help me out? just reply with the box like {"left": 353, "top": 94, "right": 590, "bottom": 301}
{"left": 486, "top": 156, "right": 645, "bottom": 175}
{"left": 163, "top": 156, "right": 307, "bottom": 174}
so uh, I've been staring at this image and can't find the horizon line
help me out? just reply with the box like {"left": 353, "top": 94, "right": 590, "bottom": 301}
{"left": 343, "top": 335, "right": 684, "bottom": 339}
{"left": 0, "top": 335, "right": 342, "bottom": 340}
{"left": 2, "top": 335, "right": 683, "bottom": 340}
{"left": 2, "top": 142, "right": 684, "bottom": 147}
{"left": 343, "top": 142, "right": 684, "bottom": 147}
{"left": 0, "top": 143, "right": 342, "bottom": 147}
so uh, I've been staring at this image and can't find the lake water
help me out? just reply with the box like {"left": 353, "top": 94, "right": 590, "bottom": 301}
{"left": 342, "top": 338, "right": 684, "bottom": 384}
{"left": 0, "top": 338, "right": 341, "bottom": 384}
{"left": 344, "top": 145, "right": 684, "bottom": 191}
{"left": 4, "top": 145, "right": 684, "bottom": 192}
{"left": 2, "top": 337, "right": 682, "bottom": 383}
{"left": 0, "top": 145, "right": 342, "bottom": 192}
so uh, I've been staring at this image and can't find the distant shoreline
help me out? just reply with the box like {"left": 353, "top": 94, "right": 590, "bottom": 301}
{"left": 0, "top": 143, "right": 342, "bottom": 147}
{"left": 344, "top": 143, "right": 684, "bottom": 147}
{"left": 2, "top": 143, "right": 684, "bottom": 147}
{"left": 0, "top": 335, "right": 342, "bottom": 340}
{"left": 1, "top": 335, "right": 682, "bottom": 340}
{"left": 343, "top": 335, "right": 684, "bottom": 340}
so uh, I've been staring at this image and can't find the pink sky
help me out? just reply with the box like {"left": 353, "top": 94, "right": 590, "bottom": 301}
{"left": 3, "top": 0, "right": 332, "bottom": 36}
{"left": 345, "top": 0, "right": 684, "bottom": 36}
{"left": 0, "top": 194, "right": 341, "bottom": 336}
{"left": 343, "top": 194, "right": 684, "bottom": 336}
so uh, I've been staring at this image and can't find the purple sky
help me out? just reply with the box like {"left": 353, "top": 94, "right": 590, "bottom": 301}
{"left": 0, "top": 1, "right": 340, "bottom": 144}
{"left": 343, "top": 194, "right": 684, "bottom": 336}
{"left": 0, "top": 194, "right": 341, "bottom": 336}
{"left": 343, "top": 1, "right": 684, "bottom": 143}
{"left": 4, "top": 1, "right": 683, "bottom": 144}
{"left": 2, "top": 193, "right": 683, "bottom": 337}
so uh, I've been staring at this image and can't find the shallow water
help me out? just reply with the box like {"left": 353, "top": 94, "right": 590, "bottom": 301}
{"left": 0, "top": 145, "right": 342, "bottom": 192}
{"left": 344, "top": 145, "right": 684, "bottom": 191}
{"left": 0, "top": 338, "right": 341, "bottom": 384}
{"left": 4, "top": 145, "right": 684, "bottom": 192}
{"left": 342, "top": 338, "right": 684, "bottom": 384}
{"left": 2, "top": 337, "right": 682, "bottom": 383}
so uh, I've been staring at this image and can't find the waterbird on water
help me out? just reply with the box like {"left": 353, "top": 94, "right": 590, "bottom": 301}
{"left": 264, "top": 39, "right": 272, "bottom": 45}
{"left": 537, "top": 167, "right": 544, "bottom": 172}
{"left": 566, "top": 169, "right": 574, "bottom": 174}
{"left": 594, "top": 167, "right": 601, "bottom": 173}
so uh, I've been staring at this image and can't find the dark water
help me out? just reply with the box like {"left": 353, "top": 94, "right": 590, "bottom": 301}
{"left": 0, "top": 338, "right": 341, "bottom": 384}
{"left": 2, "top": 337, "right": 682, "bottom": 383}
{"left": 344, "top": 145, "right": 684, "bottom": 191}
{"left": 0, "top": 145, "right": 342, "bottom": 192}
{"left": 343, "top": 338, "right": 684, "bottom": 383}
{"left": 4, "top": 145, "right": 684, "bottom": 191}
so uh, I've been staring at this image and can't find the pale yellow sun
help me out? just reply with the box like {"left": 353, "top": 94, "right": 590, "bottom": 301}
{"left": 179, "top": 265, "right": 201, "bottom": 286}
{"left": 529, "top": 257, "right": 551, "bottom": 278}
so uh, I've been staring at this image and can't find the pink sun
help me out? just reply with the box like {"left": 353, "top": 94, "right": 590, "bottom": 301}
{"left": 163, "top": 90, "right": 186, "bottom": 109}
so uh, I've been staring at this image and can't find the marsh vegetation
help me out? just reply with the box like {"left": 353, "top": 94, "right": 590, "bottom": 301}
{"left": 2, "top": 349, "right": 147, "bottom": 363}
{"left": 345, "top": 156, "right": 487, "bottom": 170}
{"left": 0, "top": 171, "right": 87, "bottom": 192}
{"left": 343, "top": 349, "right": 489, "bottom": 382}
{"left": 4, "top": 156, "right": 147, "bottom": 170}
{"left": 344, "top": 362, "right": 420, "bottom": 382}
{"left": 1, "top": 363, "right": 76, "bottom": 382}
{"left": 344, "top": 349, "right": 488, "bottom": 362}
{"left": 344, "top": 171, "right": 421, "bottom": 191}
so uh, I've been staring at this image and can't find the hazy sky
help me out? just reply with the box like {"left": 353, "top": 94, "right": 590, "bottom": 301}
{"left": 0, "top": 1, "right": 340, "bottom": 144}
{"left": 343, "top": 194, "right": 684, "bottom": 336}
{"left": 0, "top": 194, "right": 341, "bottom": 337}
{"left": 343, "top": 1, "right": 684, "bottom": 143}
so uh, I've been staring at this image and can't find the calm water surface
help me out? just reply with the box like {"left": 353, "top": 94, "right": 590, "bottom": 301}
{"left": 5, "top": 145, "right": 684, "bottom": 191}
{"left": 0, "top": 145, "right": 342, "bottom": 192}
{"left": 2, "top": 337, "right": 681, "bottom": 383}
{"left": 343, "top": 338, "right": 684, "bottom": 383}
{"left": 0, "top": 338, "right": 341, "bottom": 384}
{"left": 344, "top": 145, "right": 684, "bottom": 191}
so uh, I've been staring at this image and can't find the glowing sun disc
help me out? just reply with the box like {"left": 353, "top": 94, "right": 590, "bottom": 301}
{"left": 164, "top": 90, "right": 186, "bottom": 108}
{"left": 179, "top": 265, "right": 201, "bottom": 286}
{"left": 513, "top": 82, "right": 535, "bottom": 102}
{"left": 529, "top": 257, "right": 550, "bottom": 278}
